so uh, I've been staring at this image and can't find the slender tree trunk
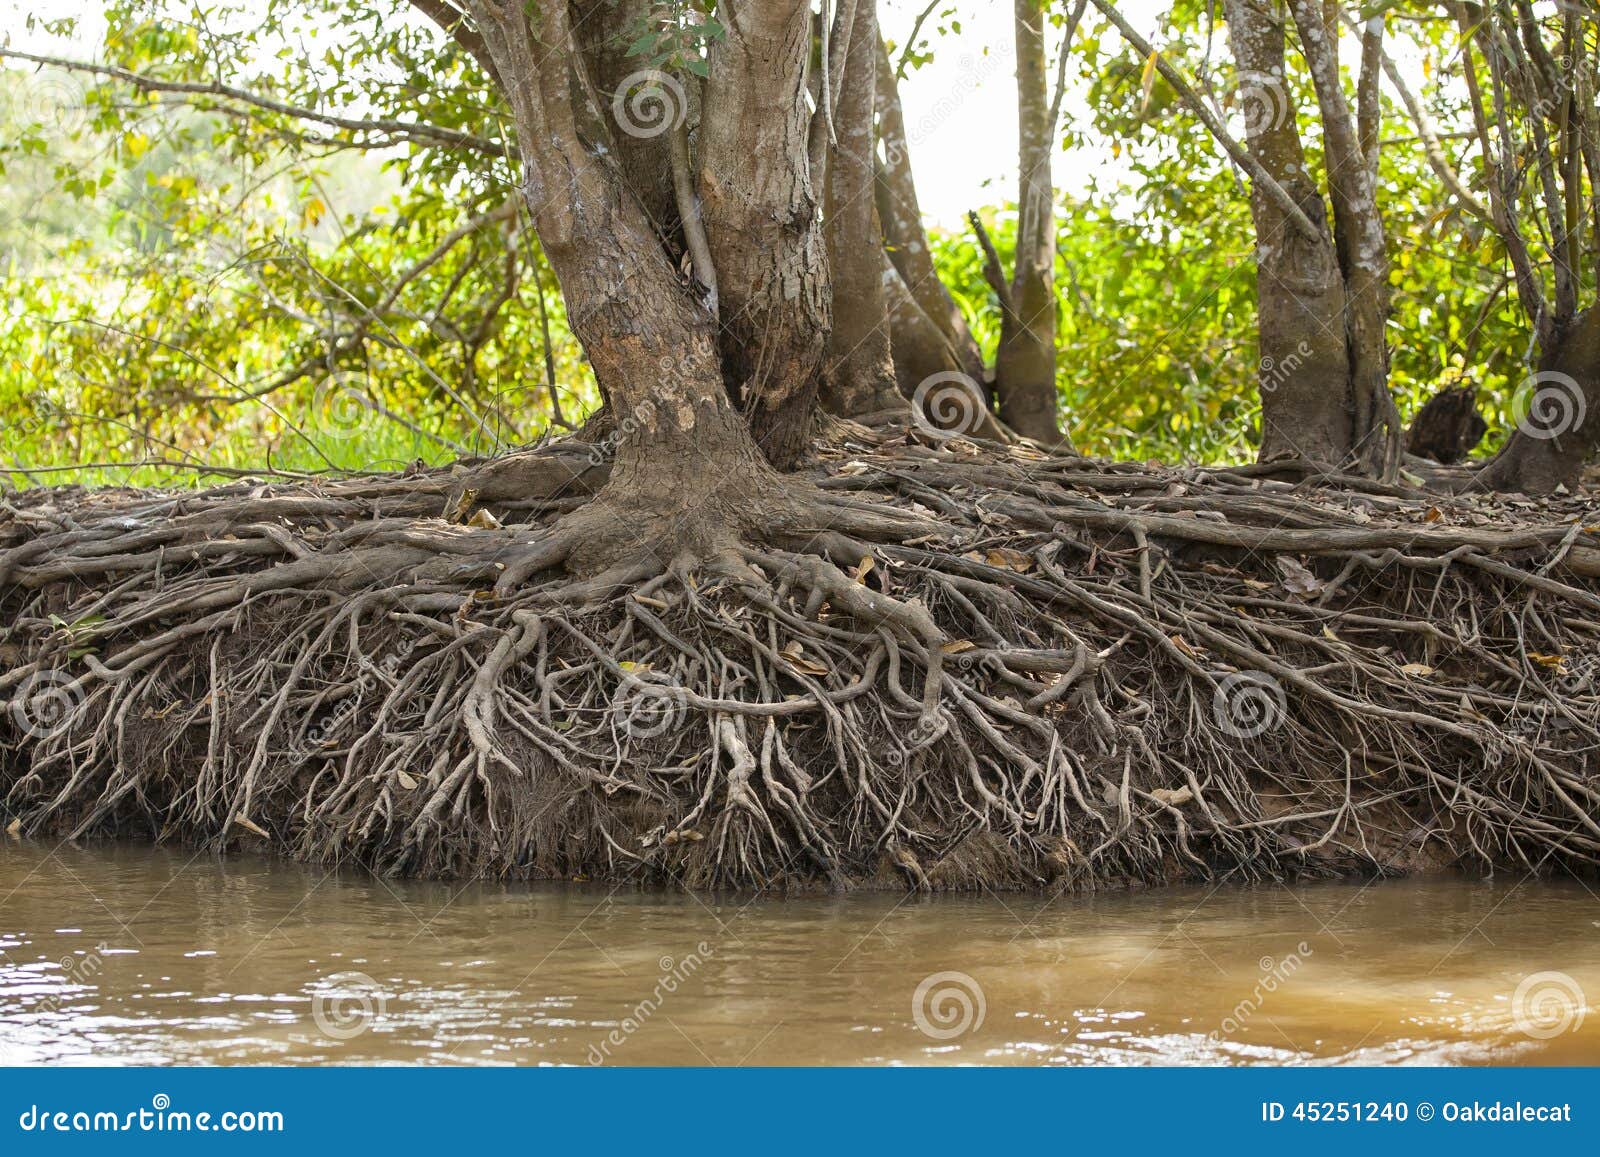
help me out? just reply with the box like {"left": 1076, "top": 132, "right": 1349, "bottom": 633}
{"left": 873, "top": 40, "right": 988, "bottom": 386}
{"left": 820, "top": 0, "right": 900, "bottom": 418}
{"left": 990, "top": 0, "right": 1064, "bottom": 446}
{"left": 697, "top": 0, "right": 831, "bottom": 468}
{"left": 1287, "top": 0, "right": 1400, "bottom": 477}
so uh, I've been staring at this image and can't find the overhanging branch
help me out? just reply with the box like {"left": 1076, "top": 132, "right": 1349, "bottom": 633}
{"left": 0, "top": 48, "right": 509, "bottom": 160}
{"left": 1084, "top": 0, "right": 1323, "bottom": 244}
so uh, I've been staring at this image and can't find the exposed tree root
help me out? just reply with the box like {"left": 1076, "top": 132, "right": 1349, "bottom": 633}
{"left": 3, "top": 427, "right": 1599, "bottom": 891}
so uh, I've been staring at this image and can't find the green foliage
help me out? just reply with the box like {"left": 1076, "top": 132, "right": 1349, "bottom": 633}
{"left": 0, "top": 0, "right": 1584, "bottom": 483}
{"left": 622, "top": 2, "right": 725, "bottom": 77}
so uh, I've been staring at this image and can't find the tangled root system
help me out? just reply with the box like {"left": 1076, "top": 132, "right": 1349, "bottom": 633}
{"left": 3, "top": 427, "right": 1599, "bottom": 891}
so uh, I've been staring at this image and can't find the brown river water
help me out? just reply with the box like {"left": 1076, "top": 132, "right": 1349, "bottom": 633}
{"left": 1, "top": 839, "right": 1597, "bottom": 1066}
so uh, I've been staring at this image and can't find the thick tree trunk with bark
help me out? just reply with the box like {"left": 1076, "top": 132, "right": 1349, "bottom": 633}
{"left": 1477, "top": 306, "right": 1600, "bottom": 492}
{"left": 464, "top": 0, "right": 785, "bottom": 569}
{"left": 1224, "top": 0, "right": 1355, "bottom": 467}
{"left": 697, "top": 0, "right": 830, "bottom": 468}
{"left": 571, "top": 0, "right": 680, "bottom": 242}
{"left": 1286, "top": 0, "right": 1400, "bottom": 478}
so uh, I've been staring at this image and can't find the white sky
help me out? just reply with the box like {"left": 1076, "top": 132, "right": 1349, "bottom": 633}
{"left": 881, "top": 0, "right": 1028, "bottom": 224}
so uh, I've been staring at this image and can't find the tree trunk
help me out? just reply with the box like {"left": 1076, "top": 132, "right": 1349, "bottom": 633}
{"left": 465, "top": 1, "right": 777, "bottom": 562}
{"left": 820, "top": 0, "right": 900, "bottom": 418}
{"left": 1224, "top": 0, "right": 1354, "bottom": 467}
{"left": 697, "top": 0, "right": 830, "bottom": 469}
{"left": 1476, "top": 306, "right": 1600, "bottom": 492}
{"left": 873, "top": 40, "right": 988, "bottom": 386}
{"left": 1286, "top": 0, "right": 1400, "bottom": 478}
{"left": 571, "top": 0, "right": 680, "bottom": 242}
{"left": 990, "top": 0, "right": 1064, "bottom": 447}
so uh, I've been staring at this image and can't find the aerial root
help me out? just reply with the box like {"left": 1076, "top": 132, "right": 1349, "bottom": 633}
{"left": 2, "top": 432, "right": 1598, "bottom": 889}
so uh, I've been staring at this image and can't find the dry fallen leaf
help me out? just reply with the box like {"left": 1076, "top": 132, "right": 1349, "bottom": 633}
{"left": 1170, "top": 633, "right": 1205, "bottom": 658}
{"left": 780, "top": 641, "right": 830, "bottom": 676}
{"left": 1274, "top": 556, "right": 1324, "bottom": 596}
{"left": 396, "top": 770, "right": 420, "bottom": 791}
{"left": 985, "top": 546, "right": 1034, "bottom": 573}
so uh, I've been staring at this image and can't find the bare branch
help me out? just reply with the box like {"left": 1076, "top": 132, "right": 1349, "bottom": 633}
{"left": 0, "top": 48, "right": 508, "bottom": 159}
{"left": 1342, "top": 10, "right": 1491, "bottom": 224}
{"left": 1083, "top": 0, "right": 1323, "bottom": 244}
{"left": 670, "top": 118, "right": 718, "bottom": 316}
{"left": 407, "top": 0, "right": 501, "bottom": 86}
{"left": 968, "top": 210, "right": 1013, "bottom": 314}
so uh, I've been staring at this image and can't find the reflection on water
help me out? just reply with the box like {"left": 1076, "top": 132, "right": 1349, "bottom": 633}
{"left": 1, "top": 840, "right": 1597, "bottom": 1066}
